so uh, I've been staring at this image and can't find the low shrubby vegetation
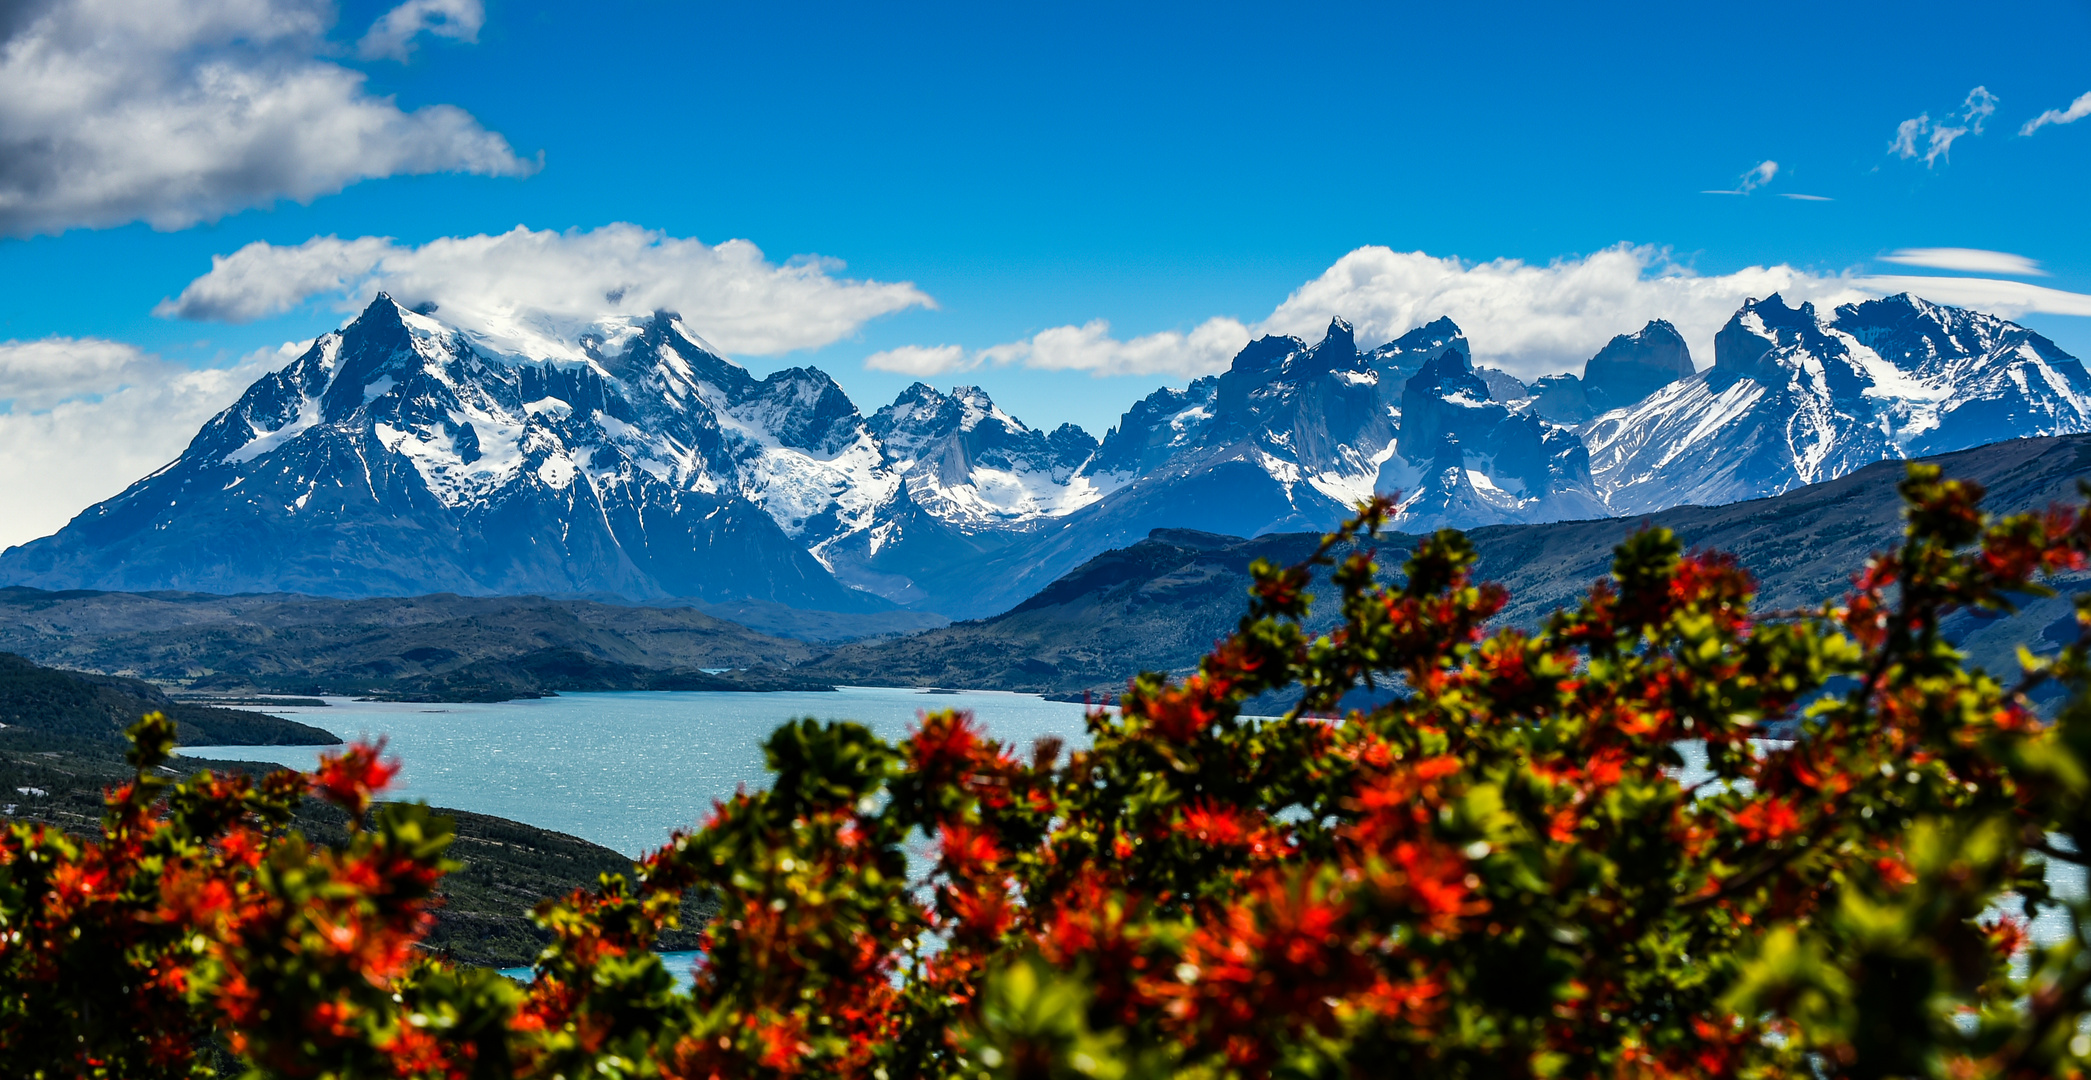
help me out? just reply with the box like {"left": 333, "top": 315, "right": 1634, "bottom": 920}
{"left": 6, "top": 464, "right": 2091, "bottom": 1079}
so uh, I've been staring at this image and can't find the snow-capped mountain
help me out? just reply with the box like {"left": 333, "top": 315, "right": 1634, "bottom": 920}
{"left": 863, "top": 383, "right": 1104, "bottom": 529}
{"left": 815, "top": 317, "right": 1607, "bottom": 615}
{"left": 0, "top": 296, "right": 898, "bottom": 607}
{"left": 1585, "top": 294, "right": 2091, "bottom": 514}
{"left": 4, "top": 290, "right": 2086, "bottom": 621}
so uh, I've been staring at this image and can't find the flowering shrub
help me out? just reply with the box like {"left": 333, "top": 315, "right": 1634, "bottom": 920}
{"left": 6, "top": 462, "right": 2091, "bottom": 1079}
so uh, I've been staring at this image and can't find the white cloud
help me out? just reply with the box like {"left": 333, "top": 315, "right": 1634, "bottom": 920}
{"left": 0, "top": 0, "right": 533, "bottom": 237}
{"left": 2022, "top": 90, "right": 2091, "bottom": 136}
{"left": 1890, "top": 86, "right": 1997, "bottom": 167}
{"left": 1702, "top": 159, "right": 1778, "bottom": 195}
{"left": 864, "top": 344, "right": 971, "bottom": 376}
{"left": 158, "top": 224, "right": 935, "bottom": 357}
{"left": 872, "top": 247, "right": 1873, "bottom": 383}
{"left": 1964, "top": 86, "right": 2000, "bottom": 133}
{"left": 977, "top": 318, "right": 1252, "bottom": 379}
{"left": 860, "top": 318, "right": 1252, "bottom": 381}
{"left": 866, "top": 242, "right": 2091, "bottom": 385}
{"left": 358, "top": 0, "right": 484, "bottom": 61}
{"left": 1850, "top": 275, "right": 2091, "bottom": 318}
{"left": 0, "top": 337, "right": 298, "bottom": 548}
{"left": 1779, "top": 193, "right": 1833, "bottom": 202}
{"left": 1740, "top": 160, "right": 1779, "bottom": 192}
{"left": 1879, "top": 247, "right": 2047, "bottom": 277}
{"left": 1257, "top": 246, "right": 1871, "bottom": 380}
{"left": 1697, "top": 159, "right": 1781, "bottom": 194}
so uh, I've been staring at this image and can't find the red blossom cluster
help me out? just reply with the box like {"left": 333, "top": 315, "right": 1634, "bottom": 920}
{"left": 8, "top": 462, "right": 2091, "bottom": 1079}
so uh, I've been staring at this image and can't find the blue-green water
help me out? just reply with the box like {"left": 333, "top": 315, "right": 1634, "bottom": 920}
{"left": 179, "top": 687, "right": 1091, "bottom": 857}
{"left": 185, "top": 703, "right": 2087, "bottom": 957}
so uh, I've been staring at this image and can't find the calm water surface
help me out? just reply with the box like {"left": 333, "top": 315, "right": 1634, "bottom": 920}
{"left": 179, "top": 687, "right": 1091, "bottom": 856}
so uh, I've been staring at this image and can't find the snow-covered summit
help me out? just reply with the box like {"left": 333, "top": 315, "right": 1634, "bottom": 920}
{"left": 1584, "top": 293, "right": 2091, "bottom": 514}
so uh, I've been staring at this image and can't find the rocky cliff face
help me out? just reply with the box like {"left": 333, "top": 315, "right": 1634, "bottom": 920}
{"left": 1582, "top": 319, "right": 1696, "bottom": 413}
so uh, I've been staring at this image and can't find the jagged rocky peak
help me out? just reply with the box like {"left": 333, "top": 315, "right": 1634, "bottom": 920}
{"left": 1583, "top": 319, "right": 1693, "bottom": 413}
{"left": 1712, "top": 294, "right": 1838, "bottom": 381}
{"left": 1525, "top": 374, "right": 1592, "bottom": 426}
{"left": 869, "top": 382, "right": 1093, "bottom": 478}
{"left": 1087, "top": 377, "right": 1220, "bottom": 478}
{"left": 1394, "top": 340, "right": 1492, "bottom": 461}
{"left": 1313, "top": 316, "right": 1359, "bottom": 365}
{"left": 1474, "top": 367, "right": 1530, "bottom": 404}
{"left": 1368, "top": 316, "right": 1469, "bottom": 382}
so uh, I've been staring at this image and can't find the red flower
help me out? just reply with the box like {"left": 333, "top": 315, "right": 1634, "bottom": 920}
{"left": 313, "top": 740, "right": 400, "bottom": 817}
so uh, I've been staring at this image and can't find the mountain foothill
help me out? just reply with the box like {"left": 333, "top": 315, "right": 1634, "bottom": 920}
{"left": 1, "top": 287, "right": 2087, "bottom": 654}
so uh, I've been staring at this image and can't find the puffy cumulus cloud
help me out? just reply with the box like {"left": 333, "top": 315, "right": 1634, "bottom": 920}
{"left": 0, "top": 337, "right": 299, "bottom": 548}
{"left": 0, "top": 0, "right": 533, "bottom": 237}
{"left": 358, "top": 0, "right": 483, "bottom": 61}
{"left": 158, "top": 224, "right": 935, "bottom": 357}
{"left": 864, "top": 344, "right": 972, "bottom": 376}
{"left": 0, "top": 337, "right": 162, "bottom": 410}
{"left": 1258, "top": 245, "right": 1872, "bottom": 381}
{"left": 156, "top": 235, "right": 399, "bottom": 322}
{"left": 873, "top": 243, "right": 2091, "bottom": 385}
{"left": 1879, "top": 248, "right": 2047, "bottom": 277}
{"left": 2022, "top": 90, "right": 2091, "bottom": 137}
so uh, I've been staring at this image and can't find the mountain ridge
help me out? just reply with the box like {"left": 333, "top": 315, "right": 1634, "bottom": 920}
{"left": 5, "top": 291, "right": 2087, "bottom": 619}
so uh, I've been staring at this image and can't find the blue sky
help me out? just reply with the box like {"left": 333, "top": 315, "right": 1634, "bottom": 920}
{"left": 3, "top": 0, "right": 2091, "bottom": 541}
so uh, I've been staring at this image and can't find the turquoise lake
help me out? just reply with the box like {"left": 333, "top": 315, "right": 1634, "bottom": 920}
{"left": 183, "top": 694, "right": 2083, "bottom": 953}
{"left": 179, "top": 687, "right": 1092, "bottom": 857}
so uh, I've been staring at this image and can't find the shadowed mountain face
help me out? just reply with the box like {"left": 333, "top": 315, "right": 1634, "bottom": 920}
{"left": 4, "top": 293, "right": 2086, "bottom": 620}
{"left": 1582, "top": 320, "right": 1695, "bottom": 413}
{"left": 797, "top": 435, "right": 2091, "bottom": 697}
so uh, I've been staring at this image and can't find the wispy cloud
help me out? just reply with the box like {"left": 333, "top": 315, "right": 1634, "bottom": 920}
{"left": 1702, "top": 160, "right": 1778, "bottom": 195}
{"left": 1778, "top": 193, "right": 1833, "bottom": 202}
{"left": 2021, "top": 90, "right": 2091, "bottom": 136}
{"left": 866, "top": 319, "right": 1254, "bottom": 380}
{"left": 1879, "top": 248, "right": 2047, "bottom": 277}
{"left": 1852, "top": 275, "right": 2091, "bottom": 317}
{"left": 864, "top": 344, "right": 971, "bottom": 376}
{"left": 1890, "top": 86, "right": 1998, "bottom": 167}
{"left": 358, "top": 0, "right": 485, "bottom": 61}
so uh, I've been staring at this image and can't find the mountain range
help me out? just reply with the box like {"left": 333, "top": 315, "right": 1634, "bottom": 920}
{"left": 799, "top": 434, "right": 2091, "bottom": 700}
{"left": 4, "top": 291, "right": 2087, "bottom": 619}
